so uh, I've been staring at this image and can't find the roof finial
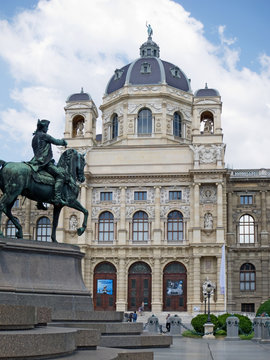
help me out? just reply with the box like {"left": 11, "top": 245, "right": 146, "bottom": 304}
{"left": 146, "top": 22, "right": 153, "bottom": 40}
{"left": 205, "top": 83, "right": 208, "bottom": 89}
{"left": 81, "top": 87, "right": 84, "bottom": 93}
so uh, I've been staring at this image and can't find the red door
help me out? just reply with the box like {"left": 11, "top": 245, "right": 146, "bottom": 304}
{"left": 163, "top": 262, "right": 187, "bottom": 311}
{"left": 93, "top": 262, "right": 116, "bottom": 311}
{"left": 128, "top": 262, "right": 152, "bottom": 311}
{"left": 128, "top": 274, "right": 151, "bottom": 311}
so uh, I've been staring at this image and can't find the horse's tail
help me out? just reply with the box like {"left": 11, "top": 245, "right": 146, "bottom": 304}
{"left": 0, "top": 160, "right": 6, "bottom": 170}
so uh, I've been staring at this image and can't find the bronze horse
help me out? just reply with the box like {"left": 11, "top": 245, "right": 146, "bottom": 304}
{"left": 0, "top": 149, "right": 88, "bottom": 242}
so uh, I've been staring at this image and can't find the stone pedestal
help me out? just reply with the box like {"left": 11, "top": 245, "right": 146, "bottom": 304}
{"left": 261, "top": 317, "right": 270, "bottom": 343}
{"left": 225, "top": 316, "right": 239, "bottom": 341}
{"left": 0, "top": 238, "right": 93, "bottom": 320}
{"left": 147, "top": 315, "right": 159, "bottom": 333}
{"left": 203, "top": 323, "right": 215, "bottom": 339}
{"left": 253, "top": 317, "right": 262, "bottom": 342}
{"left": 169, "top": 315, "right": 182, "bottom": 335}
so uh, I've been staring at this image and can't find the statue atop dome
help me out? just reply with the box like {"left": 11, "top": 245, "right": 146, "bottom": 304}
{"left": 146, "top": 23, "right": 153, "bottom": 39}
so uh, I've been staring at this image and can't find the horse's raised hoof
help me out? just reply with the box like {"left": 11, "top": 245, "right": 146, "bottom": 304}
{"left": 16, "top": 231, "right": 23, "bottom": 239}
{"left": 77, "top": 227, "right": 85, "bottom": 236}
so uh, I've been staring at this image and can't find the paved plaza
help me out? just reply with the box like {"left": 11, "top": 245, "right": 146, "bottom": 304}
{"left": 54, "top": 336, "right": 270, "bottom": 360}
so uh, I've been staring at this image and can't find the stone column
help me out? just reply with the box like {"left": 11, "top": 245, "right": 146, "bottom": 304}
{"left": 153, "top": 186, "right": 161, "bottom": 245}
{"left": 192, "top": 183, "right": 201, "bottom": 243}
{"left": 24, "top": 199, "right": 31, "bottom": 239}
{"left": 83, "top": 253, "right": 91, "bottom": 291}
{"left": 116, "top": 257, "right": 127, "bottom": 311}
{"left": 56, "top": 206, "right": 65, "bottom": 243}
{"left": 78, "top": 184, "right": 87, "bottom": 244}
{"left": 193, "top": 256, "right": 201, "bottom": 308}
{"left": 260, "top": 191, "right": 269, "bottom": 245}
{"left": 118, "top": 187, "right": 127, "bottom": 245}
{"left": 216, "top": 182, "right": 224, "bottom": 243}
{"left": 227, "top": 192, "right": 235, "bottom": 246}
{"left": 151, "top": 255, "right": 162, "bottom": 312}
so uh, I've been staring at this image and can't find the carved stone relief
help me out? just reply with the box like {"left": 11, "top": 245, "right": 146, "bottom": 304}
{"left": 190, "top": 144, "right": 225, "bottom": 164}
{"left": 200, "top": 185, "right": 217, "bottom": 204}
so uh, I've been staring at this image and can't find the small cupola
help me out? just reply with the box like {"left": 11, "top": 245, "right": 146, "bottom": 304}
{"left": 139, "top": 24, "right": 160, "bottom": 58}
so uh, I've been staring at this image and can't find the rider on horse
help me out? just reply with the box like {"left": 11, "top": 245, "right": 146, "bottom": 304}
{"left": 28, "top": 119, "right": 68, "bottom": 207}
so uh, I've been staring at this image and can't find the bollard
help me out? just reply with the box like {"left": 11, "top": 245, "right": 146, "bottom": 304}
{"left": 261, "top": 317, "right": 270, "bottom": 343}
{"left": 169, "top": 314, "right": 182, "bottom": 335}
{"left": 147, "top": 314, "right": 159, "bottom": 333}
{"left": 253, "top": 317, "right": 262, "bottom": 342}
{"left": 225, "top": 316, "right": 239, "bottom": 341}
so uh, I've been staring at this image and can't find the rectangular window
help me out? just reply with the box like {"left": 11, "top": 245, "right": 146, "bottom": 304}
{"left": 100, "top": 192, "right": 113, "bottom": 201}
{"left": 134, "top": 191, "right": 147, "bottom": 201}
{"left": 169, "top": 191, "right": 182, "bottom": 200}
{"left": 240, "top": 195, "right": 253, "bottom": 205}
{"left": 241, "top": 303, "right": 255, "bottom": 312}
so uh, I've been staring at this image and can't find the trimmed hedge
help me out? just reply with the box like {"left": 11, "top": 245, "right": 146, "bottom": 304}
{"left": 217, "top": 313, "right": 252, "bottom": 334}
{"left": 256, "top": 299, "right": 270, "bottom": 317}
{"left": 191, "top": 314, "right": 218, "bottom": 334}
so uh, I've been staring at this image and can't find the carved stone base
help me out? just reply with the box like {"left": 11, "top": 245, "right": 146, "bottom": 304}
{"left": 0, "top": 238, "right": 93, "bottom": 320}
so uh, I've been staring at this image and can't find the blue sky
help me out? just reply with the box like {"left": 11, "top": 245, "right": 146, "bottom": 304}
{"left": 177, "top": 0, "right": 270, "bottom": 72}
{"left": 0, "top": 0, "right": 270, "bottom": 168}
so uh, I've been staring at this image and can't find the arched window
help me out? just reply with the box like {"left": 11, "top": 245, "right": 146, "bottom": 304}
{"left": 112, "top": 114, "right": 118, "bottom": 139}
{"left": 72, "top": 115, "right": 85, "bottom": 137}
{"left": 239, "top": 215, "right": 255, "bottom": 243}
{"left": 173, "top": 112, "right": 182, "bottom": 137}
{"left": 132, "top": 211, "right": 149, "bottom": 242}
{"left": 36, "top": 217, "right": 51, "bottom": 242}
{"left": 98, "top": 211, "right": 114, "bottom": 242}
{"left": 138, "top": 109, "right": 152, "bottom": 135}
{"left": 240, "top": 263, "right": 255, "bottom": 291}
{"left": 6, "top": 219, "right": 18, "bottom": 238}
{"left": 200, "top": 111, "right": 214, "bottom": 133}
{"left": 167, "top": 210, "right": 183, "bottom": 241}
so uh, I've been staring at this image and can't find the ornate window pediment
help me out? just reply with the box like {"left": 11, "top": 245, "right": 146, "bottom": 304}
{"left": 114, "top": 69, "right": 124, "bottom": 80}
{"left": 170, "top": 66, "right": 181, "bottom": 78}
{"left": 140, "top": 62, "right": 151, "bottom": 74}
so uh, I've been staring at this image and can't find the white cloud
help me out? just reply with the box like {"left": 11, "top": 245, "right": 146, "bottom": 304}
{"left": 0, "top": 0, "right": 269, "bottom": 168}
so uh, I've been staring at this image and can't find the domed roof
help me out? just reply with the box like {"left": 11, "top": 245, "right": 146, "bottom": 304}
{"left": 66, "top": 88, "right": 92, "bottom": 102}
{"left": 194, "top": 83, "right": 220, "bottom": 97}
{"left": 105, "top": 32, "right": 191, "bottom": 95}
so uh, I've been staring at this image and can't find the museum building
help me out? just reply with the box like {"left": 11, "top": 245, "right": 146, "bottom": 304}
{"left": 2, "top": 32, "right": 270, "bottom": 314}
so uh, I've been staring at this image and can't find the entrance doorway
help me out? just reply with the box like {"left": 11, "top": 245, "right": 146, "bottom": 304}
{"left": 128, "top": 262, "right": 151, "bottom": 311}
{"left": 93, "top": 262, "right": 116, "bottom": 311}
{"left": 163, "top": 262, "right": 187, "bottom": 311}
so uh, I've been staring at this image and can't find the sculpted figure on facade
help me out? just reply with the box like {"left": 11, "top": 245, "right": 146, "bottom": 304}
{"left": 69, "top": 215, "right": 78, "bottom": 231}
{"left": 204, "top": 213, "right": 213, "bottom": 229}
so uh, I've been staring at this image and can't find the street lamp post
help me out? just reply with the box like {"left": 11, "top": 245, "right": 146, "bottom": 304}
{"left": 202, "top": 279, "right": 215, "bottom": 323}
{"left": 202, "top": 279, "right": 216, "bottom": 339}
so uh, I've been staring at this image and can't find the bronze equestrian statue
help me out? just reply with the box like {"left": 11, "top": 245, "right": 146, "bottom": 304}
{"left": 0, "top": 119, "right": 88, "bottom": 242}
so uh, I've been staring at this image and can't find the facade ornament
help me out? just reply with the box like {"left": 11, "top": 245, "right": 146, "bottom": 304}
{"left": 69, "top": 215, "right": 78, "bottom": 231}
{"left": 200, "top": 186, "right": 217, "bottom": 203}
{"left": 204, "top": 213, "right": 213, "bottom": 229}
{"left": 190, "top": 144, "right": 225, "bottom": 164}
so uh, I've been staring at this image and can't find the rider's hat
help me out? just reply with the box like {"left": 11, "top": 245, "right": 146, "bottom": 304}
{"left": 37, "top": 119, "right": 50, "bottom": 129}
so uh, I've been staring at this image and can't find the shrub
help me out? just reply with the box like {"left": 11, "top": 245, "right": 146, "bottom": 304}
{"left": 191, "top": 314, "right": 218, "bottom": 334}
{"left": 217, "top": 313, "right": 231, "bottom": 331}
{"left": 217, "top": 313, "right": 252, "bottom": 334}
{"left": 256, "top": 299, "right": 270, "bottom": 317}
{"left": 235, "top": 314, "right": 252, "bottom": 334}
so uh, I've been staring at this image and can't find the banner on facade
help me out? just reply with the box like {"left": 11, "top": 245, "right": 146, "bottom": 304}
{"left": 97, "top": 279, "right": 113, "bottom": 294}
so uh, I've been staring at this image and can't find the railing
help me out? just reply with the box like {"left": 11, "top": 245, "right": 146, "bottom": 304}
{"left": 230, "top": 169, "right": 270, "bottom": 178}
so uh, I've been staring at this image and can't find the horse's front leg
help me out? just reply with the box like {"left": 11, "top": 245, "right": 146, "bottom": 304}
{"left": 69, "top": 200, "right": 88, "bottom": 236}
{"left": 5, "top": 203, "right": 23, "bottom": 238}
{"left": 51, "top": 206, "right": 62, "bottom": 242}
